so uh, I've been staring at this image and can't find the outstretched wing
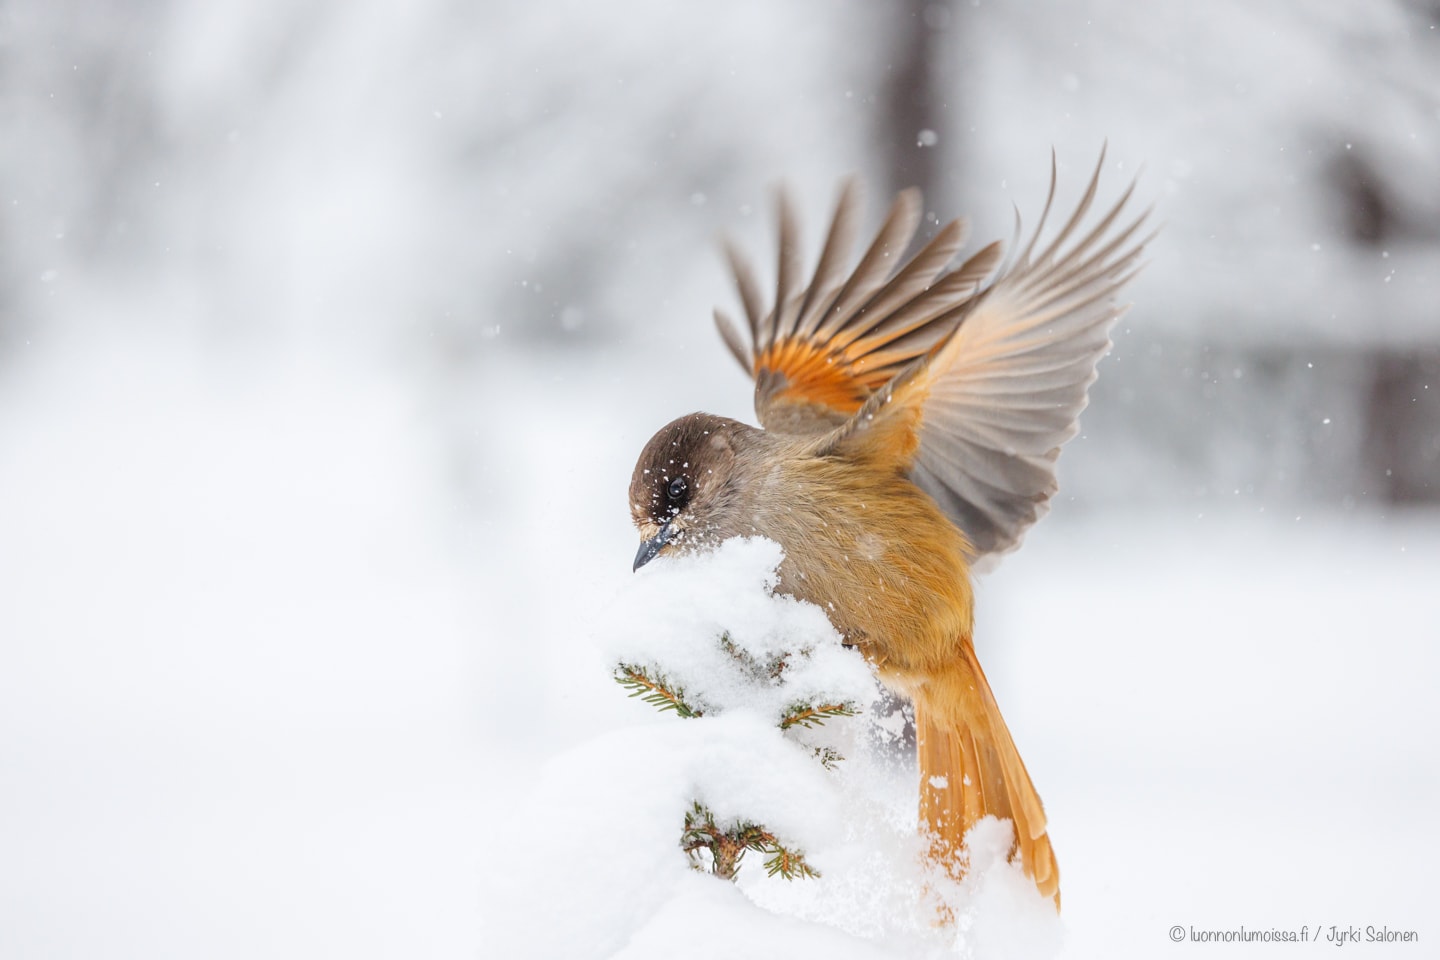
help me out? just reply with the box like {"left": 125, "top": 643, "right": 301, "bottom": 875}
{"left": 908, "top": 151, "right": 1150, "bottom": 560}
{"left": 796, "top": 151, "right": 1151, "bottom": 561}
{"left": 714, "top": 179, "right": 1002, "bottom": 435}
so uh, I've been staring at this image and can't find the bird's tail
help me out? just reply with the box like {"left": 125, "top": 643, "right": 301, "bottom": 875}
{"left": 912, "top": 640, "right": 1060, "bottom": 908}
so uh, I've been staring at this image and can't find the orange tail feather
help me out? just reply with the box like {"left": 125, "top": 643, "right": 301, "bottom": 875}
{"left": 913, "top": 641, "right": 1060, "bottom": 909}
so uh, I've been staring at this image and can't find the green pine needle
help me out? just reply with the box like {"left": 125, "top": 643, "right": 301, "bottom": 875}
{"left": 680, "top": 801, "right": 819, "bottom": 881}
{"left": 778, "top": 699, "right": 858, "bottom": 730}
{"left": 717, "top": 633, "right": 789, "bottom": 683}
{"left": 763, "top": 843, "right": 821, "bottom": 880}
{"left": 614, "top": 663, "right": 702, "bottom": 718}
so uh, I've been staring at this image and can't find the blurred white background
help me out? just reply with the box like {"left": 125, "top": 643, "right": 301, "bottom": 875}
{"left": 1, "top": 1, "right": 1437, "bottom": 957}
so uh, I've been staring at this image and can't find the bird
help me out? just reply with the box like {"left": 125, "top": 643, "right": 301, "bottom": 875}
{"left": 627, "top": 150, "right": 1150, "bottom": 908}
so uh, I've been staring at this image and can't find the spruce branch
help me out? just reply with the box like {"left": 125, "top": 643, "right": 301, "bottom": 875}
{"left": 779, "top": 699, "right": 858, "bottom": 730}
{"left": 717, "top": 632, "right": 788, "bottom": 683}
{"left": 614, "top": 663, "right": 702, "bottom": 718}
{"left": 681, "top": 801, "right": 819, "bottom": 881}
{"left": 763, "top": 843, "right": 821, "bottom": 880}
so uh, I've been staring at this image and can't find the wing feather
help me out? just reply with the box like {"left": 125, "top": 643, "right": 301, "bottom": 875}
{"left": 826, "top": 218, "right": 970, "bottom": 350}
{"left": 723, "top": 239, "right": 765, "bottom": 347}
{"left": 814, "top": 189, "right": 924, "bottom": 341}
{"left": 767, "top": 187, "right": 805, "bottom": 350}
{"left": 714, "top": 156, "right": 1150, "bottom": 564}
{"left": 721, "top": 181, "right": 981, "bottom": 432}
{"left": 713, "top": 308, "right": 752, "bottom": 373}
{"left": 909, "top": 156, "right": 1150, "bottom": 559}
{"left": 793, "top": 179, "right": 862, "bottom": 339}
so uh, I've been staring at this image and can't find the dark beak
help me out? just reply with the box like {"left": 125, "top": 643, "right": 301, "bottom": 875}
{"left": 633, "top": 521, "right": 674, "bottom": 571}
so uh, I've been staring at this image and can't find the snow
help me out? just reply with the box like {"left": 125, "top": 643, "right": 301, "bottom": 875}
{"left": 0, "top": 334, "right": 488, "bottom": 958}
{"left": 4, "top": 336, "right": 1434, "bottom": 958}
{"left": 493, "top": 538, "right": 1061, "bottom": 958}
{"left": 2, "top": 1, "right": 1437, "bottom": 956}
{"left": 601, "top": 536, "right": 878, "bottom": 719}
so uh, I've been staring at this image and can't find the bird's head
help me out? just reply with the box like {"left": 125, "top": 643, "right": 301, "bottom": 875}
{"left": 628, "top": 413, "right": 755, "bottom": 570}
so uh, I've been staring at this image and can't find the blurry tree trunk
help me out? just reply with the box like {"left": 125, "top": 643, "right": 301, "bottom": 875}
{"left": 880, "top": 0, "right": 956, "bottom": 221}
{"left": 1362, "top": 349, "right": 1440, "bottom": 502}
{"left": 1333, "top": 146, "right": 1440, "bottom": 503}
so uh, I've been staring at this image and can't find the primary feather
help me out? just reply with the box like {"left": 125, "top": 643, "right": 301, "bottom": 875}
{"left": 719, "top": 151, "right": 1151, "bottom": 560}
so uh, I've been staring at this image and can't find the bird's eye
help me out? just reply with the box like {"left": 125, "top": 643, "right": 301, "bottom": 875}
{"left": 666, "top": 477, "right": 689, "bottom": 503}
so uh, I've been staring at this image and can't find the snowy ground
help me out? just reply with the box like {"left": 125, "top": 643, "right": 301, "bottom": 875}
{"left": 1, "top": 335, "right": 1434, "bottom": 958}
{"left": 3, "top": 0, "right": 1437, "bottom": 954}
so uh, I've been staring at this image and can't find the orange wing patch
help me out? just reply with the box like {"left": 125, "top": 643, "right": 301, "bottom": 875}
{"left": 755, "top": 339, "right": 875, "bottom": 415}
{"left": 715, "top": 179, "right": 1003, "bottom": 435}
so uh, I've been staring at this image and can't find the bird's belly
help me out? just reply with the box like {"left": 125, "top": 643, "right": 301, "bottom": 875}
{"left": 772, "top": 520, "right": 973, "bottom": 676}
